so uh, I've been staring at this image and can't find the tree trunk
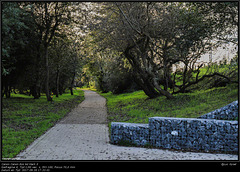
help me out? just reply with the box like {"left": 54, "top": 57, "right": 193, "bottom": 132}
{"left": 44, "top": 45, "right": 52, "bottom": 101}
{"left": 56, "top": 68, "right": 60, "bottom": 97}
{"left": 153, "top": 78, "right": 174, "bottom": 99}
{"left": 141, "top": 83, "right": 160, "bottom": 99}
{"left": 70, "top": 71, "right": 75, "bottom": 95}
{"left": 133, "top": 74, "right": 160, "bottom": 99}
{"left": 4, "top": 85, "right": 11, "bottom": 98}
{"left": 124, "top": 42, "right": 175, "bottom": 99}
{"left": 3, "top": 76, "right": 10, "bottom": 98}
{"left": 31, "top": 66, "right": 41, "bottom": 99}
{"left": 32, "top": 48, "right": 41, "bottom": 99}
{"left": 69, "top": 87, "right": 73, "bottom": 95}
{"left": 163, "top": 61, "right": 168, "bottom": 91}
{"left": 36, "top": 78, "right": 41, "bottom": 98}
{"left": 182, "top": 62, "right": 188, "bottom": 93}
{"left": 30, "top": 85, "right": 38, "bottom": 99}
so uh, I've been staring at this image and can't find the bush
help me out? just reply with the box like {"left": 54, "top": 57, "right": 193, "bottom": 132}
{"left": 105, "top": 69, "right": 140, "bottom": 94}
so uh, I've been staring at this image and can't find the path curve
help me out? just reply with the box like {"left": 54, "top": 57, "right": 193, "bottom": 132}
{"left": 16, "top": 90, "right": 238, "bottom": 160}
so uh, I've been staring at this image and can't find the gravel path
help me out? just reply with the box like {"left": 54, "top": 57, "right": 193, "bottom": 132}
{"left": 16, "top": 90, "right": 238, "bottom": 160}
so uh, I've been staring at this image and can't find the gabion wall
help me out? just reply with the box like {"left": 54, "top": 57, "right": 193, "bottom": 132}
{"left": 111, "top": 101, "right": 238, "bottom": 154}
{"left": 111, "top": 118, "right": 238, "bottom": 153}
{"left": 149, "top": 117, "right": 238, "bottom": 153}
{"left": 198, "top": 101, "right": 238, "bottom": 120}
{"left": 111, "top": 123, "right": 149, "bottom": 146}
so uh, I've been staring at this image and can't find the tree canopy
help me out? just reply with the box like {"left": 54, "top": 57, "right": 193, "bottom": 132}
{"left": 1, "top": 2, "right": 238, "bottom": 100}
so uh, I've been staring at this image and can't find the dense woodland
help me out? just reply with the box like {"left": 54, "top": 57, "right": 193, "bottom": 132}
{"left": 1, "top": 2, "right": 238, "bottom": 101}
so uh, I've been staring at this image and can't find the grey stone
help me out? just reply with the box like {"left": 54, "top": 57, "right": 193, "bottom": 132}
{"left": 171, "top": 130, "right": 178, "bottom": 136}
{"left": 111, "top": 101, "right": 238, "bottom": 154}
{"left": 198, "top": 100, "right": 238, "bottom": 120}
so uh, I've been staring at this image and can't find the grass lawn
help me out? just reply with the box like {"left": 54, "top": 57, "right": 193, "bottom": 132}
{"left": 100, "top": 83, "right": 238, "bottom": 125}
{"left": 2, "top": 88, "right": 84, "bottom": 159}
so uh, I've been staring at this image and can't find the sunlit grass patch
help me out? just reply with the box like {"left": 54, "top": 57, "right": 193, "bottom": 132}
{"left": 101, "top": 84, "right": 238, "bottom": 124}
{"left": 2, "top": 89, "right": 84, "bottom": 158}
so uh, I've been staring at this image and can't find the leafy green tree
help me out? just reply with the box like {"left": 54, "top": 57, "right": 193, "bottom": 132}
{"left": 1, "top": 2, "right": 34, "bottom": 98}
{"left": 2, "top": 2, "right": 82, "bottom": 100}
{"left": 26, "top": 2, "right": 72, "bottom": 101}
{"left": 91, "top": 2, "right": 238, "bottom": 98}
{"left": 192, "top": 2, "right": 238, "bottom": 45}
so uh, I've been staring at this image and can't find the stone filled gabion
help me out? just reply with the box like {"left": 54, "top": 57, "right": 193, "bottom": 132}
{"left": 198, "top": 100, "right": 238, "bottom": 120}
{"left": 148, "top": 117, "right": 238, "bottom": 153}
{"left": 111, "top": 122, "right": 149, "bottom": 146}
{"left": 110, "top": 100, "right": 238, "bottom": 154}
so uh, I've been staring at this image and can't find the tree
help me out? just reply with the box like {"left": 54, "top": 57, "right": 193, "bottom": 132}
{"left": 171, "top": 2, "right": 238, "bottom": 93}
{"left": 81, "top": 32, "right": 137, "bottom": 93}
{"left": 1, "top": 2, "right": 34, "bottom": 98}
{"left": 48, "top": 36, "right": 67, "bottom": 97}
{"left": 1, "top": 2, "right": 90, "bottom": 100}
{"left": 2, "top": 2, "right": 237, "bottom": 99}
{"left": 92, "top": 3, "right": 207, "bottom": 98}
{"left": 27, "top": 2, "right": 71, "bottom": 101}
{"left": 193, "top": 2, "right": 238, "bottom": 45}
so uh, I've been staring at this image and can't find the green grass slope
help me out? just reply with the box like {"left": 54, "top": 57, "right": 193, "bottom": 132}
{"left": 101, "top": 84, "right": 238, "bottom": 124}
{"left": 2, "top": 89, "right": 84, "bottom": 159}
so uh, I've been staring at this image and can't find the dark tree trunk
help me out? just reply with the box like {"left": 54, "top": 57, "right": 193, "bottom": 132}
{"left": 133, "top": 74, "right": 160, "bottom": 99}
{"left": 182, "top": 62, "right": 188, "bottom": 93}
{"left": 70, "top": 71, "right": 75, "bottom": 95}
{"left": 69, "top": 87, "right": 73, "bottom": 95}
{"left": 30, "top": 84, "right": 40, "bottom": 99}
{"left": 141, "top": 83, "right": 160, "bottom": 99}
{"left": 163, "top": 61, "right": 169, "bottom": 91}
{"left": 30, "top": 85, "right": 39, "bottom": 99}
{"left": 32, "top": 47, "right": 41, "bottom": 99}
{"left": 4, "top": 85, "right": 11, "bottom": 98}
{"left": 56, "top": 68, "right": 60, "bottom": 97}
{"left": 125, "top": 47, "right": 174, "bottom": 99}
{"left": 3, "top": 76, "right": 11, "bottom": 98}
{"left": 5, "top": 86, "right": 11, "bottom": 98}
{"left": 44, "top": 46, "right": 52, "bottom": 101}
{"left": 36, "top": 80, "right": 41, "bottom": 98}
